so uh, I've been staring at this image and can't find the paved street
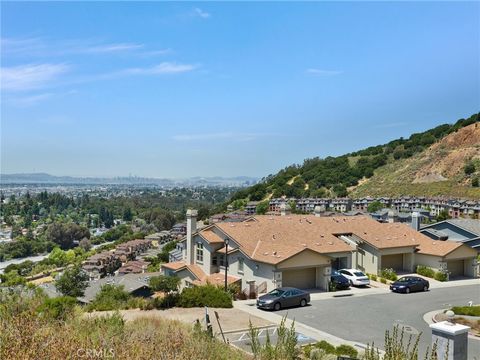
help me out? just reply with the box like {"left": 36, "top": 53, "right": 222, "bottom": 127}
{"left": 274, "top": 284, "right": 479, "bottom": 359}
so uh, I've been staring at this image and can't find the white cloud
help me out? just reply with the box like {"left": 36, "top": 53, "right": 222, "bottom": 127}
{"left": 1, "top": 63, "right": 70, "bottom": 91}
{"left": 81, "top": 43, "right": 144, "bottom": 53}
{"left": 122, "top": 62, "right": 199, "bottom": 76}
{"left": 193, "top": 8, "right": 211, "bottom": 19}
{"left": 306, "top": 68, "right": 343, "bottom": 76}
{"left": 1, "top": 37, "right": 167, "bottom": 57}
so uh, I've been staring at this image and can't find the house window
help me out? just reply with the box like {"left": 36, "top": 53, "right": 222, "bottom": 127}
{"left": 238, "top": 258, "right": 244, "bottom": 273}
{"left": 212, "top": 256, "right": 217, "bottom": 266}
{"left": 196, "top": 243, "right": 204, "bottom": 263}
{"left": 219, "top": 255, "right": 225, "bottom": 267}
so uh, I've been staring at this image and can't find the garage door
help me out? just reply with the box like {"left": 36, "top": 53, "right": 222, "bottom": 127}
{"left": 381, "top": 254, "right": 404, "bottom": 271}
{"left": 447, "top": 260, "right": 464, "bottom": 277}
{"left": 282, "top": 268, "right": 316, "bottom": 289}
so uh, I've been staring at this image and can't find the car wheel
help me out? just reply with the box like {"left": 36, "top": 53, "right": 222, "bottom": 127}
{"left": 423, "top": 285, "right": 428, "bottom": 292}
{"left": 274, "top": 302, "right": 281, "bottom": 311}
{"left": 300, "top": 299, "right": 307, "bottom": 307}
{"left": 405, "top": 287, "right": 410, "bottom": 294}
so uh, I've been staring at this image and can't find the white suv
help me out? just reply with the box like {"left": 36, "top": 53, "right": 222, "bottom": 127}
{"left": 338, "top": 269, "right": 370, "bottom": 286}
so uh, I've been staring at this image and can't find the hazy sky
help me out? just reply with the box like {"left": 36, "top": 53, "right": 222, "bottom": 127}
{"left": 1, "top": 2, "right": 479, "bottom": 178}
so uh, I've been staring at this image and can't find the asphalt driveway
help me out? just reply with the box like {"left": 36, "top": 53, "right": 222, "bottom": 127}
{"left": 275, "top": 284, "right": 480, "bottom": 359}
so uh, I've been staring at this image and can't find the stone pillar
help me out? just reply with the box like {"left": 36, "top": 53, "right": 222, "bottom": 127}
{"left": 430, "top": 321, "right": 470, "bottom": 360}
{"left": 186, "top": 209, "right": 197, "bottom": 265}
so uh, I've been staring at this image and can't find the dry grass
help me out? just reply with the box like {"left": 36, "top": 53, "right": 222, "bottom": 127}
{"left": 0, "top": 290, "right": 249, "bottom": 360}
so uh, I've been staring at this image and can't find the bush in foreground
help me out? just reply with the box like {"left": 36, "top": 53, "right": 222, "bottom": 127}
{"left": 451, "top": 305, "right": 480, "bottom": 317}
{"left": 178, "top": 284, "right": 233, "bottom": 308}
{"left": 0, "top": 288, "right": 246, "bottom": 360}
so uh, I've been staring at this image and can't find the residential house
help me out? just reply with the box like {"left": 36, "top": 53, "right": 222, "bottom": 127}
{"left": 245, "top": 201, "right": 259, "bottom": 215}
{"left": 82, "top": 251, "right": 121, "bottom": 280}
{"left": 420, "top": 219, "right": 480, "bottom": 252}
{"left": 162, "top": 210, "right": 478, "bottom": 294}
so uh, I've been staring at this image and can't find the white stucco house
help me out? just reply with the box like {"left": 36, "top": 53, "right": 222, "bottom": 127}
{"left": 162, "top": 210, "right": 478, "bottom": 294}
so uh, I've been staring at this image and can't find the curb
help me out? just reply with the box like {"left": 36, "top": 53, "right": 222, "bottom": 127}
{"left": 424, "top": 309, "right": 480, "bottom": 341}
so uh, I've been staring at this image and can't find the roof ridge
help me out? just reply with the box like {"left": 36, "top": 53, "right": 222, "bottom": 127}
{"left": 251, "top": 238, "right": 262, "bottom": 260}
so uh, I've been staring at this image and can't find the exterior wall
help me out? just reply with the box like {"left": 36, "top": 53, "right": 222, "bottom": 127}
{"left": 275, "top": 250, "right": 331, "bottom": 270}
{"left": 463, "top": 258, "right": 477, "bottom": 277}
{"left": 226, "top": 256, "right": 276, "bottom": 292}
{"left": 356, "top": 243, "right": 380, "bottom": 275}
{"left": 414, "top": 254, "right": 443, "bottom": 271}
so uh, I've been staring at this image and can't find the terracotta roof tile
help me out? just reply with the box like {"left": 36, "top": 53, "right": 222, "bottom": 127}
{"left": 215, "top": 215, "right": 428, "bottom": 264}
{"left": 199, "top": 229, "right": 226, "bottom": 244}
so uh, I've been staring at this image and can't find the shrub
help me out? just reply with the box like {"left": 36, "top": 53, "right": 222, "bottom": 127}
{"left": 153, "top": 293, "right": 180, "bottom": 309}
{"left": 434, "top": 272, "right": 448, "bottom": 282}
{"left": 370, "top": 274, "right": 377, "bottom": 281}
{"left": 380, "top": 277, "right": 387, "bottom": 284}
{"left": 248, "top": 316, "right": 299, "bottom": 360}
{"left": 379, "top": 268, "right": 398, "bottom": 281}
{"left": 416, "top": 265, "right": 435, "bottom": 278}
{"left": 37, "top": 296, "right": 77, "bottom": 320}
{"left": 472, "top": 177, "right": 479, "bottom": 187}
{"left": 315, "top": 340, "right": 336, "bottom": 354}
{"left": 178, "top": 284, "right": 232, "bottom": 308}
{"left": 87, "top": 284, "right": 131, "bottom": 311}
{"left": 451, "top": 306, "right": 480, "bottom": 317}
{"left": 335, "top": 344, "right": 358, "bottom": 358}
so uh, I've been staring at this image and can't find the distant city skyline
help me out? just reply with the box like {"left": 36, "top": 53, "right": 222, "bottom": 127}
{"left": 1, "top": 2, "right": 478, "bottom": 178}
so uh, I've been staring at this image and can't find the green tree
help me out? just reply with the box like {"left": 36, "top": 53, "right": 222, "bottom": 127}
{"left": 472, "top": 177, "right": 479, "bottom": 187}
{"left": 256, "top": 201, "right": 269, "bottom": 215}
{"left": 46, "top": 223, "right": 90, "bottom": 250}
{"left": 49, "top": 247, "right": 67, "bottom": 267}
{"left": 367, "top": 201, "right": 383, "bottom": 213}
{"left": 149, "top": 275, "right": 180, "bottom": 293}
{"left": 464, "top": 161, "right": 476, "bottom": 175}
{"left": 436, "top": 209, "right": 450, "bottom": 222}
{"left": 55, "top": 266, "right": 89, "bottom": 298}
{"left": 88, "top": 284, "right": 130, "bottom": 311}
{"left": 122, "top": 208, "right": 133, "bottom": 222}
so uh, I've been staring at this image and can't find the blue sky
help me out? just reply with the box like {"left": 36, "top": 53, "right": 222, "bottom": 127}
{"left": 1, "top": 1, "right": 478, "bottom": 178}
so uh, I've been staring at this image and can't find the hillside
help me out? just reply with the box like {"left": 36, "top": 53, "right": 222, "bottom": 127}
{"left": 231, "top": 113, "right": 480, "bottom": 203}
{"left": 351, "top": 122, "right": 480, "bottom": 198}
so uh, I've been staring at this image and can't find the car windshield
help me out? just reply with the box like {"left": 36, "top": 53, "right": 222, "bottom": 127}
{"left": 332, "top": 270, "right": 341, "bottom": 276}
{"left": 267, "top": 289, "right": 285, "bottom": 297}
{"left": 396, "top": 277, "right": 410, "bottom": 283}
{"left": 354, "top": 271, "right": 366, "bottom": 277}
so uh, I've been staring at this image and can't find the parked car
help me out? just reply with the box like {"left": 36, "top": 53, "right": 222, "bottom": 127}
{"left": 330, "top": 270, "right": 350, "bottom": 290}
{"left": 256, "top": 287, "right": 311, "bottom": 311}
{"left": 390, "top": 276, "right": 429, "bottom": 294}
{"left": 339, "top": 268, "right": 370, "bottom": 287}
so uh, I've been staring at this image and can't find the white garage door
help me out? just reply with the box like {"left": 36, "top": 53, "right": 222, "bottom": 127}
{"left": 282, "top": 268, "right": 316, "bottom": 289}
{"left": 447, "top": 260, "right": 464, "bottom": 277}
{"left": 381, "top": 254, "right": 404, "bottom": 271}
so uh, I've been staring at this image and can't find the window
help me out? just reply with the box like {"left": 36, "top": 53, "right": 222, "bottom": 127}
{"left": 196, "top": 243, "right": 204, "bottom": 263}
{"left": 238, "top": 258, "right": 244, "bottom": 273}
{"left": 212, "top": 256, "right": 217, "bottom": 266}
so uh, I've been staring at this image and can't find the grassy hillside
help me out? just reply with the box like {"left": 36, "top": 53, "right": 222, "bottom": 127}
{"left": 231, "top": 113, "right": 479, "bottom": 202}
{"left": 0, "top": 289, "right": 247, "bottom": 360}
{"left": 351, "top": 122, "right": 480, "bottom": 198}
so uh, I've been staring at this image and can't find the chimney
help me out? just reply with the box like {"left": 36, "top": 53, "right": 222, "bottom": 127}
{"left": 411, "top": 212, "right": 421, "bottom": 231}
{"left": 186, "top": 209, "right": 198, "bottom": 264}
{"left": 388, "top": 210, "right": 397, "bottom": 223}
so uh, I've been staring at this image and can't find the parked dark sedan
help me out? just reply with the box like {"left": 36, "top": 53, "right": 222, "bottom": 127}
{"left": 330, "top": 270, "right": 350, "bottom": 290}
{"left": 390, "top": 276, "right": 429, "bottom": 294}
{"left": 256, "top": 287, "right": 311, "bottom": 311}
